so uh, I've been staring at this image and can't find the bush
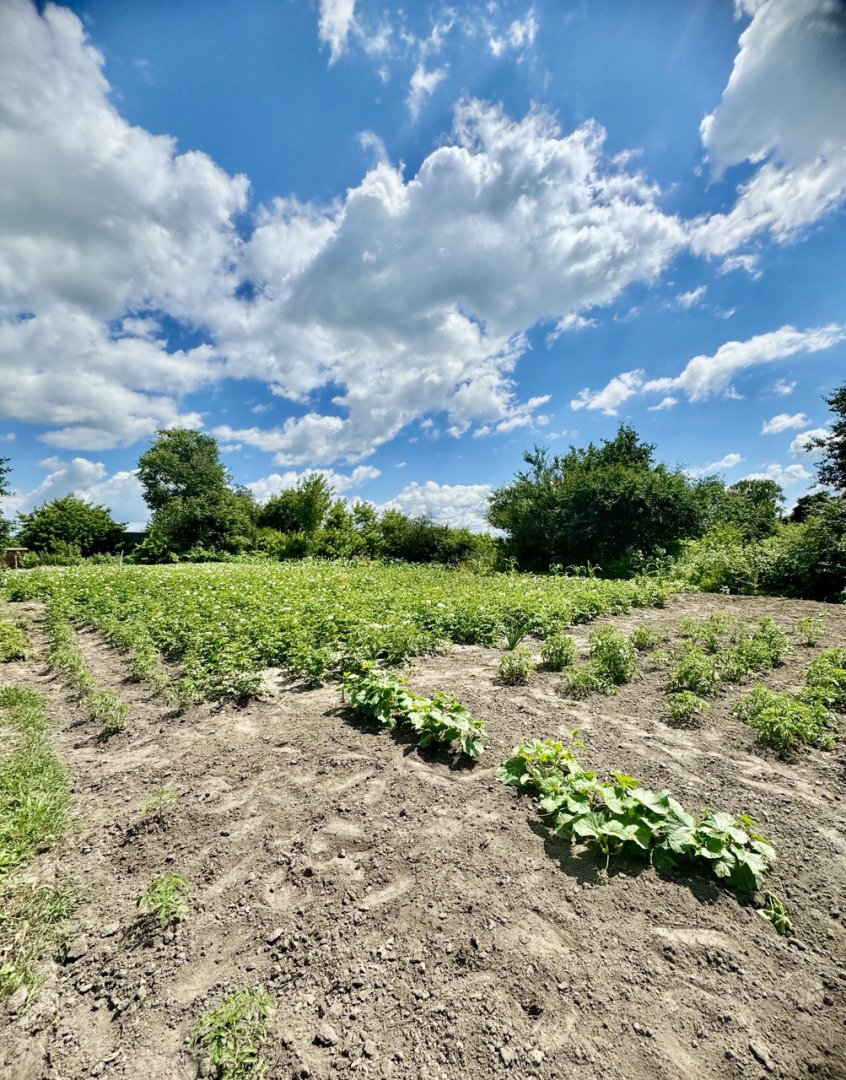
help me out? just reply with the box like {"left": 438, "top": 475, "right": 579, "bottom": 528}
{"left": 733, "top": 686, "right": 834, "bottom": 756}
{"left": 16, "top": 495, "right": 126, "bottom": 557}
{"left": 796, "top": 616, "right": 826, "bottom": 647}
{"left": 588, "top": 626, "right": 638, "bottom": 685}
{"left": 499, "top": 647, "right": 535, "bottom": 685}
{"left": 541, "top": 633, "right": 576, "bottom": 671}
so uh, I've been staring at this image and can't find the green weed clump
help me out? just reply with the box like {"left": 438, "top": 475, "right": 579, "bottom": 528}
{"left": 733, "top": 685, "right": 834, "bottom": 756}
{"left": 139, "top": 786, "right": 181, "bottom": 827}
{"left": 666, "top": 691, "right": 710, "bottom": 726}
{"left": 759, "top": 892, "right": 792, "bottom": 936}
{"left": 796, "top": 616, "right": 825, "bottom": 647}
{"left": 191, "top": 987, "right": 275, "bottom": 1080}
{"left": 86, "top": 689, "right": 129, "bottom": 738}
{"left": 0, "top": 622, "right": 28, "bottom": 663}
{"left": 804, "top": 648, "right": 846, "bottom": 710}
{"left": 0, "top": 880, "right": 78, "bottom": 997}
{"left": 499, "top": 647, "right": 535, "bottom": 686}
{"left": 137, "top": 873, "right": 189, "bottom": 929}
{"left": 629, "top": 624, "right": 663, "bottom": 652}
{"left": 497, "top": 741, "right": 775, "bottom": 892}
{"left": 540, "top": 633, "right": 576, "bottom": 671}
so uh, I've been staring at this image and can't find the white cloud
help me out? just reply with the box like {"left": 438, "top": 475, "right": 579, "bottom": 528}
{"left": 643, "top": 324, "right": 845, "bottom": 402}
{"left": 687, "top": 452, "right": 743, "bottom": 478}
{"left": 761, "top": 411, "right": 810, "bottom": 434}
{"left": 0, "top": 433, "right": 15, "bottom": 443}
{"left": 693, "top": 0, "right": 846, "bottom": 260}
{"left": 214, "top": 100, "right": 684, "bottom": 463}
{"left": 570, "top": 371, "right": 644, "bottom": 416}
{"left": 247, "top": 465, "right": 380, "bottom": 503}
{"left": 744, "top": 462, "right": 811, "bottom": 486}
{"left": 648, "top": 396, "right": 678, "bottom": 411}
{"left": 489, "top": 11, "right": 539, "bottom": 57}
{"left": 380, "top": 480, "right": 494, "bottom": 532}
{"left": 773, "top": 378, "right": 796, "bottom": 396}
{"left": 549, "top": 313, "right": 597, "bottom": 338}
{"left": 407, "top": 63, "right": 448, "bottom": 118}
{"left": 2, "top": 456, "right": 147, "bottom": 527}
{"left": 676, "top": 285, "right": 707, "bottom": 309}
{"left": 789, "top": 426, "right": 829, "bottom": 457}
{"left": 318, "top": 0, "right": 357, "bottom": 64}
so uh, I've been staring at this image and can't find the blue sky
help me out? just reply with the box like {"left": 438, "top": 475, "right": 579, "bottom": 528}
{"left": 1, "top": 0, "right": 845, "bottom": 529}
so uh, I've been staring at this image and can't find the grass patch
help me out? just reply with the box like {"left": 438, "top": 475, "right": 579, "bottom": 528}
{"left": 0, "top": 879, "right": 78, "bottom": 997}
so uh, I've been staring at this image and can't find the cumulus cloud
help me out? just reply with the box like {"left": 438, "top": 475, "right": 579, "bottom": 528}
{"left": 2, "top": 456, "right": 148, "bottom": 527}
{"left": 407, "top": 63, "right": 447, "bottom": 118}
{"left": 643, "top": 324, "right": 845, "bottom": 402}
{"left": 789, "top": 426, "right": 829, "bottom": 457}
{"left": 648, "top": 396, "right": 678, "bottom": 411}
{"left": 693, "top": 0, "right": 846, "bottom": 261}
{"left": 380, "top": 480, "right": 494, "bottom": 532}
{"left": 318, "top": 0, "right": 357, "bottom": 63}
{"left": 215, "top": 100, "right": 684, "bottom": 463}
{"left": 247, "top": 465, "right": 380, "bottom": 503}
{"left": 773, "top": 378, "right": 796, "bottom": 396}
{"left": 675, "top": 285, "right": 707, "bottom": 309}
{"left": 744, "top": 462, "right": 812, "bottom": 485}
{"left": 686, "top": 452, "right": 743, "bottom": 478}
{"left": 571, "top": 371, "right": 644, "bottom": 416}
{"left": 761, "top": 411, "right": 811, "bottom": 434}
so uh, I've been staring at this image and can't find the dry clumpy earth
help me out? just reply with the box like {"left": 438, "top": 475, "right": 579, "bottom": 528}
{"left": 1, "top": 592, "right": 845, "bottom": 1080}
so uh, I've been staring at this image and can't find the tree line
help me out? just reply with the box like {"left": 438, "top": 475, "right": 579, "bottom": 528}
{"left": 1, "top": 383, "right": 844, "bottom": 597}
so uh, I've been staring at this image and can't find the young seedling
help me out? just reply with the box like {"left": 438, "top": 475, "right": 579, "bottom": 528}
{"left": 137, "top": 873, "right": 189, "bottom": 929}
{"left": 191, "top": 987, "right": 275, "bottom": 1080}
{"left": 139, "top": 786, "right": 181, "bottom": 827}
{"left": 499, "top": 647, "right": 535, "bottom": 686}
{"left": 86, "top": 690, "right": 129, "bottom": 738}
{"left": 759, "top": 892, "right": 792, "bottom": 936}
{"left": 501, "top": 615, "right": 530, "bottom": 651}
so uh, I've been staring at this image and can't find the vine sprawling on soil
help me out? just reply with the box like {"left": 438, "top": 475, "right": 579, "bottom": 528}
{"left": 3, "top": 562, "right": 669, "bottom": 702}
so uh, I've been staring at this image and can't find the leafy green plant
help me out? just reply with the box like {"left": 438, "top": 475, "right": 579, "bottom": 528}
{"left": 137, "top": 873, "right": 189, "bottom": 929}
{"left": 796, "top": 616, "right": 826, "bottom": 647}
{"left": 85, "top": 689, "right": 129, "bottom": 738}
{"left": 588, "top": 626, "right": 638, "bottom": 685}
{"left": 497, "top": 742, "right": 775, "bottom": 891}
{"left": 804, "top": 647, "right": 846, "bottom": 710}
{"left": 759, "top": 892, "right": 792, "bottom": 936}
{"left": 139, "top": 786, "right": 181, "bottom": 827}
{"left": 720, "top": 618, "right": 790, "bottom": 682}
{"left": 562, "top": 663, "right": 614, "bottom": 697}
{"left": 666, "top": 691, "right": 709, "bottom": 726}
{"left": 343, "top": 665, "right": 410, "bottom": 728}
{"left": 666, "top": 645, "right": 722, "bottom": 697}
{"left": 501, "top": 615, "right": 529, "bottom": 651}
{"left": 679, "top": 612, "right": 739, "bottom": 653}
{"left": 540, "top": 633, "right": 576, "bottom": 671}
{"left": 0, "top": 622, "right": 28, "bottom": 663}
{"left": 629, "top": 623, "right": 663, "bottom": 652}
{"left": 499, "top": 646, "right": 535, "bottom": 686}
{"left": 404, "top": 692, "right": 487, "bottom": 759}
{"left": 191, "top": 987, "right": 275, "bottom": 1080}
{"left": 733, "top": 685, "right": 834, "bottom": 756}
{"left": 494, "top": 735, "right": 584, "bottom": 789}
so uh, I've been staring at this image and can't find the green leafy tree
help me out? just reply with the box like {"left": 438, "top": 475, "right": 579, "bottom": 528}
{"left": 257, "top": 473, "right": 334, "bottom": 534}
{"left": 134, "top": 429, "right": 256, "bottom": 559}
{"left": 488, "top": 426, "right": 701, "bottom": 572}
{"left": 0, "top": 457, "right": 10, "bottom": 548}
{"left": 812, "top": 384, "right": 846, "bottom": 493}
{"left": 789, "top": 491, "right": 835, "bottom": 524}
{"left": 16, "top": 495, "right": 125, "bottom": 556}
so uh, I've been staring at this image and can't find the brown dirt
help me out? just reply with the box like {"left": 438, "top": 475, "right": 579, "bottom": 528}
{"left": 1, "top": 592, "right": 845, "bottom": 1080}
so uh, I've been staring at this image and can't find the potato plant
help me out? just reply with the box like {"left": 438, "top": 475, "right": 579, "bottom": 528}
{"left": 540, "top": 633, "right": 576, "bottom": 671}
{"left": 191, "top": 987, "right": 275, "bottom": 1080}
{"left": 137, "top": 873, "right": 189, "bottom": 929}
{"left": 733, "top": 686, "right": 834, "bottom": 756}
{"left": 497, "top": 739, "right": 776, "bottom": 892}
{"left": 499, "top": 647, "right": 535, "bottom": 685}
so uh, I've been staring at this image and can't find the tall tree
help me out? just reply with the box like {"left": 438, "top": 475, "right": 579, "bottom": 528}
{"left": 137, "top": 429, "right": 231, "bottom": 511}
{"left": 257, "top": 474, "right": 334, "bottom": 534}
{"left": 812, "top": 384, "right": 846, "bottom": 493}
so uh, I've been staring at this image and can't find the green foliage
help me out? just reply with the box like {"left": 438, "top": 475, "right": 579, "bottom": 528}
{"left": 0, "top": 621, "right": 28, "bottom": 662}
{"left": 0, "top": 457, "right": 10, "bottom": 549}
{"left": 804, "top": 647, "right": 846, "bottom": 710}
{"left": 0, "top": 687, "right": 68, "bottom": 878}
{"left": 488, "top": 425, "right": 704, "bottom": 573}
{"left": 733, "top": 686, "right": 834, "bottom": 756}
{"left": 759, "top": 892, "right": 792, "bottom": 936}
{"left": 540, "top": 632, "right": 576, "bottom": 671}
{"left": 499, "top": 646, "right": 535, "bottom": 686}
{"left": 137, "top": 428, "right": 232, "bottom": 511}
{"left": 494, "top": 735, "right": 583, "bottom": 789}
{"left": 86, "top": 689, "right": 129, "bottom": 738}
{"left": 6, "top": 562, "right": 668, "bottom": 703}
{"left": 666, "top": 691, "right": 710, "bottom": 726}
{"left": 191, "top": 987, "right": 275, "bottom": 1080}
{"left": 679, "top": 611, "right": 740, "bottom": 653}
{"left": 588, "top": 625, "right": 638, "bottom": 684}
{"left": 257, "top": 474, "right": 333, "bottom": 535}
{"left": 0, "top": 879, "right": 78, "bottom": 998}
{"left": 812, "top": 383, "right": 846, "bottom": 493}
{"left": 796, "top": 616, "right": 826, "bottom": 647}
{"left": 137, "top": 873, "right": 189, "bottom": 929}
{"left": 562, "top": 663, "right": 615, "bottom": 696}
{"left": 497, "top": 743, "right": 775, "bottom": 891}
{"left": 501, "top": 615, "right": 528, "bottom": 650}
{"left": 629, "top": 623, "right": 663, "bottom": 652}
{"left": 139, "top": 786, "right": 181, "bottom": 827}
{"left": 343, "top": 665, "right": 487, "bottom": 759}
{"left": 719, "top": 618, "right": 790, "bottom": 682}
{"left": 16, "top": 495, "right": 125, "bottom": 557}
{"left": 666, "top": 645, "right": 722, "bottom": 696}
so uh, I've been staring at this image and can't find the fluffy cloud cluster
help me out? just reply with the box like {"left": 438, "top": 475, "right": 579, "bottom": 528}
{"left": 693, "top": 0, "right": 846, "bottom": 262}
{"left": 247, "top": 465, "right": 380, "bottom": 503}
{"left": 2, "top": 456, "right": 147, "bottom": 527}
{"left": 380, "top": 480, "right": 494, "bottom": 532}
{"left": 686, "top": 452, "right": 743, "bottom": 478}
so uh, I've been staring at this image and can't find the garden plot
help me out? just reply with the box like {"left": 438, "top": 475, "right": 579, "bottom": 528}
{"left": 1, "top": 587, "right": 845, "bottom": 1080}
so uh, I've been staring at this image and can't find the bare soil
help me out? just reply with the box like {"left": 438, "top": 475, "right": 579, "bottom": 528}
{"left": 2, "top": 592, "right": 845, "bottom": 1080}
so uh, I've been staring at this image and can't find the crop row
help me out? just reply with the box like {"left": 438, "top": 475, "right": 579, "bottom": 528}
{"left": 3, "top": 562, "right": 669, "bottom": 702}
